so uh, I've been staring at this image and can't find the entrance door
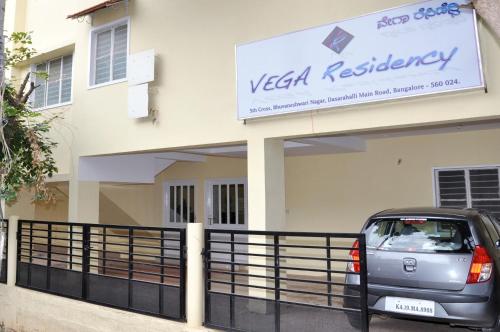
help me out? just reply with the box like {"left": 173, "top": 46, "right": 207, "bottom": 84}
{"left": 205, "top": 178, "right": 247, "bottom": 229}
{"left": 205, "top": 178, "right": 248, "bottom": 264}
{"left": 163, "top": 181, "right": 196, "bottom": 228}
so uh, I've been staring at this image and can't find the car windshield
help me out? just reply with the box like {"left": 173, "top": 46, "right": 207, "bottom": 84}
{"left": 365, "top": 218, "right": 474, "bottom": 253}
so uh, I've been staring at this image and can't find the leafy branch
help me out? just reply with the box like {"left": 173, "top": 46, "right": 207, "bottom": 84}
{"left": 0, "top": 31, "right": 58, "bottom": 203}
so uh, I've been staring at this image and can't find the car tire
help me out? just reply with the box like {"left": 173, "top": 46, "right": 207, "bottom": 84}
{"left": 482, "top": 316, "right": 500, "bottom": 332}
{"left": 346, "top": 313, "right": 372, "bottom": 330}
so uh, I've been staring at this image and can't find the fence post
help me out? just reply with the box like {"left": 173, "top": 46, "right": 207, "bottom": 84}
{"left": 7, "top": 215, "right": 19, "bottom": 286}
{"left": 186, "top": 222, "right": 204, "bottom": 328}
{"left": 358, "top": 234, "right": 370, "bottom": 332}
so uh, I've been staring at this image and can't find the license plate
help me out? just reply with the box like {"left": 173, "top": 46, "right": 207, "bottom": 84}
{"left": 385, "top": 297, "right": 435, "bottom": 317}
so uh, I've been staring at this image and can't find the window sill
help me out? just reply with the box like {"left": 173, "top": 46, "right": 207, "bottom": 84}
{"left": 88, "top": 78, "right": 127, "bottom": 90}
{"left": 33, "top": 101, "right": 73, "bottom": 112}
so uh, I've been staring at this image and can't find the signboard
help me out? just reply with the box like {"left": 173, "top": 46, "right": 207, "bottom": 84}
{"left": 236, "top": 0, "right": 484, "bottom": 120}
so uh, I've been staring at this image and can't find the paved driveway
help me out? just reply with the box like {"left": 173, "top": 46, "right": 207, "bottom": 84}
{"left": 370, "top": 315, "right": 469, "bottom": 331}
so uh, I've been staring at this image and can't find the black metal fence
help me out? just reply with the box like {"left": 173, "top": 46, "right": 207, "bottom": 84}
{"left": 0, "top": 219, "right": 7, "bottom": 284}
{"left": 16, "top": 220, "right": 186, "bottom": 320}
{"left": 204, "top": 229, "right": 369, "bottom": 332}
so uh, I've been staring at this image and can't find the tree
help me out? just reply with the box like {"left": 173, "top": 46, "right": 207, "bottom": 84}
{"left": 0, "top": 21, "right": 58, "bottom": 276}
{"left": 0, "top": 32, "right": 58, "bottom": 205}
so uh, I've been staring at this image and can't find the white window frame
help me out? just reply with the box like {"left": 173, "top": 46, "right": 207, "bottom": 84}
{"left": 163, "top": 180, "right": 197, "bottom": 228}
{"left": 88, "top": 16, "right": 130, "bottom": 89}
{"left": 205, "top": 177, "right": 248, "bottom": 230}
{"left": 31, "top": 54, "right": 74, "bottom": 111}
{"left": 433, "top": 164, "right": 500, "bottom": 209}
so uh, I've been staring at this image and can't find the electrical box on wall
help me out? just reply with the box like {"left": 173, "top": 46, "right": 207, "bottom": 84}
{"left": 128, "top": 83, "right": 149, "bottom": 118}
{"left": 127, "top": 49, "right": 155, "bottom": 119}
{"left": 128, "top": 49, "right": 155, "bottom": 86}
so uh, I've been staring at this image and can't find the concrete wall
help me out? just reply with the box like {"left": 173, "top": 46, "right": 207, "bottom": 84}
{"left": 6, "top": 184, "right": 69, "bottom": 222}
{"left": 285, "top": 127, "right": 500, "bottom": 233}
{"left": 96, "top": 156, "right": 247, "bottom": 227}
{"left": 155, "top": 156, "right": 248, "bottom": 226}
{"left": 8, "top": 0, "right": 500, "bottom": 163}
{"left": 47, "top": 127, "right": 499, "bottom": 232}
{"left": 0, "top": 285, "right": 197, "bottom": 332}
{"left": 5, "top": 0, "right": 500, "bottom": 232}
{"left": 99, "top": 183, "right": 156, "bottom": 226}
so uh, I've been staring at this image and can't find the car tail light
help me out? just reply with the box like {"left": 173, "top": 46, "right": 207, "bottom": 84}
{"left": 348, "top": 240, "right": 360, "bottom": 273}
{"left": 467, "top": 245, "right": 493, "bottom": 284}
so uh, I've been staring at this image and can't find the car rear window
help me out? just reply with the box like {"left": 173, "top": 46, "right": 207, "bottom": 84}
{"left": 365, "top": 218, "right": 474, "bottom": 253}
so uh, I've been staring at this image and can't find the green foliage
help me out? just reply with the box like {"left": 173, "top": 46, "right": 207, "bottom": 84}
{"left": 5, "top": 32, "right": 36, "bottom": 67}
{"left": 1, "top": 32, "right": 58, "bottom": 203}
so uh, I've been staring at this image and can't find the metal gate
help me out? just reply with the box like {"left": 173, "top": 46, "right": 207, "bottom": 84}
{"left": 16, "top": 220, "right": 186, "bottom": 320}
{"left": 0, "top": 219, "right": 7, "bottom": 284}
{"left": 204, "top": 229, "right": 369, "bottom": 332}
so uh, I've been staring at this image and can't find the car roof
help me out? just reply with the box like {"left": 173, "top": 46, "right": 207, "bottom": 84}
{"left": 372, "top": 207, "right": 482, "bottom": 220}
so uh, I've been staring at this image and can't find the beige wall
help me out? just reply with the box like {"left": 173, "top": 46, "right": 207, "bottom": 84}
{"left": 0, "top": 285, "right": 200, "bottom": 332}
{"left": 33, "top": 183, "right": 69, "bottom": 222}
{"left": 99, "top": 183, "right": 156, "bottom": 226}
{"left": 83, "top": 128, "right": 500, "bottom": 232}
{"left": 6, "top": 0, "right": 500, "bottom": 231}
{"left": 5, "top": 189, "right": 35, "bottom": 220}
{"left": 285, "top": 127, "right": 500, "bottom": 233}
{"left": 6, "top": 183, "right": 69, "bottom": 222}
{"left": 8, "top": 0, "right": 500, "bottom": 164}
{"left": 96, "top": 156, "right": 247, "bottom": 227}
{"left": 155, "top": 156, "right": 248, "bottom": 226}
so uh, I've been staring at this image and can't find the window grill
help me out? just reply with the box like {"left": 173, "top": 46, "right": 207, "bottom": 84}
{"left": 436, "top": 167, "right": 500, "bottom": 218}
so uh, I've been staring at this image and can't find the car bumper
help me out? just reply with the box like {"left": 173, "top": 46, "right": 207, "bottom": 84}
{"left": 344, "top": 284, "right": 498, "bottom": 329}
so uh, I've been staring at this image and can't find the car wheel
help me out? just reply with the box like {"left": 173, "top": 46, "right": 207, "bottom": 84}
{"left": 482, "top": 316, "right": 500, "bottom": 332}
{"left": 346, "top": 313, "right": 372, "bottom": 330}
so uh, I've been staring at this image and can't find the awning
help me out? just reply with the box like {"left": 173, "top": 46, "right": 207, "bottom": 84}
{"left": 67, "top": 0, "right": 125, "bottom": 19}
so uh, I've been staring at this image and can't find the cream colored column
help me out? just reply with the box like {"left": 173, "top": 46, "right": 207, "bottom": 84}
{"left": 68, "top": 179, "right": 100, "bottom": 224}
{"left": 7, "top": 215, "right": 19, "bottom": 286}
{"left": 187, "top": 222, "right": 204, "bottom": 328}
{"left": 68, "top": 175, "right": 100, "bottom": 274}
{"left": 247, "top": 137, "right": 286, "bottom": 307}
{"left": 247, "top": 137, "right": 286, "bottom": 231}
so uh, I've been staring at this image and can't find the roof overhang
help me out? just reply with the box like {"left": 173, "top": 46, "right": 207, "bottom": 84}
{"left": 67, "top": 0, "right": 125, "bottom": 20}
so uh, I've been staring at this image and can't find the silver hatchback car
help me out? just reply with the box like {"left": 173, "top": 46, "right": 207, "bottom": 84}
{"left": 344, "top": 207, "right": 500, "bottom": 331}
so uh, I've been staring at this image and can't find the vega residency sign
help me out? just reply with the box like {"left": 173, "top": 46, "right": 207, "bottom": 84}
{"left": 236, "top": 0, "right": 484, "bottom": 120}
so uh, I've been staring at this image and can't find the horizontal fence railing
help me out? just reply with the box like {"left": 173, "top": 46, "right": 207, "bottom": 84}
{"left": 16, "top": 220, "right": 186, "bottom": 321}
{"left": 0, "top": 219, "right": 7, "bottom": 284}
{"left": 204, "top": 229, "right": 368, "bottom": 332}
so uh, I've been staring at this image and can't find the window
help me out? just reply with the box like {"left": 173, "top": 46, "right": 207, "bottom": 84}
{"left": 90, "top": 18, "right": 129, "bottom": 86}
{"left": 365, "top": 218, "right": 473, "bottom": 253}
{"left": 164, "top": 182, "right": 196, "bottom": 226}
{"left": 32, "top": 55, "right": 73, "bottom": 109}
{"left": 435, "top": 167, "right": 500, "bottom": 218}
{"left": 206, "top": 179, "right": 247, "bottom": 229}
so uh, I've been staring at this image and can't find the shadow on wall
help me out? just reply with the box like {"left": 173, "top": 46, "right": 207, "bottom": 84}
{"left": 5, "top": 183, "right": 70, "bottom": 222}
{"left": 99, "top": 190, "right": 142, "bottom": 227}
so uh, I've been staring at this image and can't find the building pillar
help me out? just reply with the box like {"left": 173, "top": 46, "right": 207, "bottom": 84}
{"left": 186, "top": 222, "right": 204, "bottom": 328}
{"left": 247, "top": 137, "right": 286, "bottom": 231}
{"left": 68, "top": 179, "right": 100, "bottom": 224}
{"left": 7, "top": 215, "right": 19, "bottom": 286}
{"left": 247, "top": 137, "right": 286, "bottom": 309}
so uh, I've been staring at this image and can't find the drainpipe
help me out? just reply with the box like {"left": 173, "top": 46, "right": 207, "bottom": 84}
{"left": 186, "top": 222, "right": 204, "bottom": 328}
{"left": 7, "top": 215, "right": 18, "bottom": 286}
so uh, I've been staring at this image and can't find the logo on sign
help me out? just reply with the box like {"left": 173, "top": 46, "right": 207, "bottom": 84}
{"left": 322, "top": 26, "right": 354, "bottom": 54}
